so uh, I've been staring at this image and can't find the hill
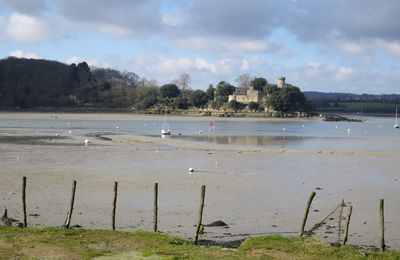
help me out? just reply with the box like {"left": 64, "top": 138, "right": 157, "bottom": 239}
{"left": 0, "top": 57, "right": 141, "bottom": 109}
{"left": 304, "top": 91, "right": 400, "bottom": 114}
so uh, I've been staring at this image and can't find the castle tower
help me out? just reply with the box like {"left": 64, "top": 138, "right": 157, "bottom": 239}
{"left": 277, "top": 76, "right": 286, "bottom": 88}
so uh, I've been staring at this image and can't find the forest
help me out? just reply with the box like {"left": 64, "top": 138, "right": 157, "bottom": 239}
{"left": 0, "top": 57, "right": 310, "bottom": 113}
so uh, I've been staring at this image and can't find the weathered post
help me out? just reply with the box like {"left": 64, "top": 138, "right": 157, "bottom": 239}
{"left": 194, "top": 185, "right": 206, "bottom": 245}
{"left": 380, "top": 199, "right": 385, "bottom": 252}
{"left": 153, "top": 182, "right": 158, "bottom": 232}
{"left": 342, "top": 204, "right": 353, "bottom": 246}
{"left": 22, "top": 176, "right": 27, "bottom": 228}
{"left": 112, "top": 182, "right": 118, "bottom": 231}
{"left": 63, "top": 180, "right": 77, "bottom": 228}
{"left": 299, "top": 191, "right": 316, "bottom": 237}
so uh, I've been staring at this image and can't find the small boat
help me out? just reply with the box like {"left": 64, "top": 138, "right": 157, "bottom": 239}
{"left": 161, "top": 128, "right": 171, "bottom": 136}
{"left": 395, "top": 107, "right": 399, "bottom": 129}
{"left": 161, "top": 109, "right": 171, "bottom": 137}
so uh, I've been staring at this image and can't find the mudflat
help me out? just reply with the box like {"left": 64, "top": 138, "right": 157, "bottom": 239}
{"left": 0, "top": 112, "right": 399, "bottom": 249}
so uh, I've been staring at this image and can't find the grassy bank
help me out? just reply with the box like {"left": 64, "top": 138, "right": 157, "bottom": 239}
{"left": 0, "top": 226, "right": 399, "bottom": 259}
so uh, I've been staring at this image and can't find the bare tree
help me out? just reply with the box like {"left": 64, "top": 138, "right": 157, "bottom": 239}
{"left": 235, "top": 73, "right": 254, "bottom": 89}
{"left": 173, "top": 73, "right": 191, "bottom": 90}
{"left": 122, "top": 71, "right": 140, "bottom": 87}
{"left": 136, "top": 78, "right": 159, "bottom": 88}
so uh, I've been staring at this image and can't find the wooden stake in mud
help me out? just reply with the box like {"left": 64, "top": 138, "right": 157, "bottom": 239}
{"left": 299, "top": 191, "right": 316, "bottom": 237}
{"left": 22, "top": 176, "right": 27, "bottom": 228}
{"left": 63, "top": 180, "right": 77, "bottom": 228}
{"left": 380, "top": 199, "right": 385, "bottom": 252}
{"left": 153, "top": 182, "right": 158, "bottom": 232}
{"left": 194, "top": 185, "right": 206, "bottom": 245}
{"left": 112, "top": 182, "right": 118, "bottom": 231}
{"left": 342, "top": 204, "right": 353, "bottom": 246}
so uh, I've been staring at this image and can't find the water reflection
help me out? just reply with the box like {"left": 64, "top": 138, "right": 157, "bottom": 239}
{"left": 172, "top": 135, "right": 308, "bottom": 148}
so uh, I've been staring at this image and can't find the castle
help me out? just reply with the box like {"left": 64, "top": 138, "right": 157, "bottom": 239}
{"left": 228, "top": 76, "right": 286, "bottom": 104}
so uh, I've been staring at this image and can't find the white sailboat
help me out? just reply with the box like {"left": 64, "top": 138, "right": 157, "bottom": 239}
{"left": 161, "top": 109, "right": 171, "bottom": 137}
{"left": 395, "top": 107, "right": 399, "bottom": 129}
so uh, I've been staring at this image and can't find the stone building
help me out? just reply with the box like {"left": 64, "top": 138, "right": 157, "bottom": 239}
{"left": 228, "top": 86, "right": 263, "bottom": 104}
{"left": 277, "top": 76, "right": 286, "bottom": 88}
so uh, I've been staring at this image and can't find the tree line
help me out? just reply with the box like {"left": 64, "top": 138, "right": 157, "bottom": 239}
{"left": 0, "top": 57, "right": 311, "bottom": 113}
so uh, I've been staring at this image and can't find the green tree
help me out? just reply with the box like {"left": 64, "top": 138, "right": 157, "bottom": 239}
{"left": 137, "top": 88, "right": 159, "bottom": 110}
{"left": 264, "top": 84, "right": 279, "bottom": 95}
{"left": 189, "top": 90, "right": 208, "bottom": 108}
{"left": 214, "top": 81, "right": 235, "bottom": 103}
{"left": 159, "top": 84, "right": 180, "bottom": 98}
{"left": 248, "top": 101, "right": 259, "bottom": 112}
{"left": 268, "top": 86, "right": 309, "bottom": 113}
{"left": 251, "top": 77, "right": 267, "bottom": 91}
{"left": 229, "top": 100, "right": 246, "bottom": 112}
{"left": 174, "top": 96, "right": 190, "bottom": 109}
{"left": 206, "top": 84, "right": 215, "bottom": 101}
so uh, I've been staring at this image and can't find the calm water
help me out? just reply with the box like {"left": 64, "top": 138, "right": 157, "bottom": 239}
{"left": 1, "top": 115, "right": 399, "bottom": 151}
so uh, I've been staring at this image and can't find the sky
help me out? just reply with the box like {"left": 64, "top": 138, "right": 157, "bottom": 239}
{"left": 0, "top": 0, "right": 399, "bottom": 94}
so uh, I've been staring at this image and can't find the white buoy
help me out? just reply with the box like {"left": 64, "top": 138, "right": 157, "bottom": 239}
{"left": 302, "top": 124, "right": 305, "bottom": 128}
{"left": 282, "top": 127, "right": 285, "bottom": 132}
{"left": 116, "top": 126, "right": 120, "bottom": 131}
{"left": 199, "top": 130, "right": 203, "bottom": 134}
{"left": 68, "top": 130, "right": 72, "bottom": 134}
{"left": 56, "top": 133, "right": 60, "bottom": 137}
{"left": 84, "top": 139, "right": 90, "bottom": 146}
{"left": 188, "top": 168, "right": 194, "bottom": 173}
{"left": 335, "top": 125, "right": 338, "bottom": 129}
{"left": 347, "top": 128, "right": 351, "bottom": 134}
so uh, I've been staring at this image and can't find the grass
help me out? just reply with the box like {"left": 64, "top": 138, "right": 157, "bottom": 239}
{"left": 1, "top": 226, "right": 400, "bottom": 259}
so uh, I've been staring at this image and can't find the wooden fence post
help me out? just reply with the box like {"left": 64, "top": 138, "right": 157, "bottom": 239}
{"left": 153, "top": 182, "right": 158, "bottom": 232}
{"left": 380, "top": 199, "right": 385, "bottom": 252}
{"left": 22, "top": 176, "right": 27, "bottom": 228}
{"left": 194, "top": 185, "right": 206, "bottom": 245}
{"left": 299, "top": 191, "right": 316, "bottom": 237}
{"left": 63, "top": 180, "right": 77, "bottom": 228}
{"left": 342, "top": 204, "right": 353, "bottom": 246}
{"left": 112, "top": 182, "right": 118, "bottom": 231}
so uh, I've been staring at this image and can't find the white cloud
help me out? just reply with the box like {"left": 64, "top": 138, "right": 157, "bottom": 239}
{"left": 6, "top": 12, "right": 50, "bottom": 43}
{"left": 194, "top": 58, "right": 217, "bottom": 73}
{"left": 0, "top": 16, "right": 5, "bottom": 42}
{"left": 8, "top": 49, "right": 41, "bottom": 59}
{"left": 65, "top": 56, "right": 111, "bottom": 68}
{"left": 162, "top": 12, "right": 185, "bottom": 27}
{"left": 99, "top": 25, "right": 131, "bottom": 37}
{"left": 174, "top": 37, "right": 270, "bottom": 53}
{"left": 377, "top": 40, "right": 400, "bottom": 58}
{"left": 334, "top": 66, "right": 354, "bottom": 82}
{"left": 224, "top": 40, "right": 270, "bottom": 52}
{"left": 341, "top": 42, "right": 363, "bottom": 54}
{"left": 156, "top": 57, "right": 194, "bottom": 73}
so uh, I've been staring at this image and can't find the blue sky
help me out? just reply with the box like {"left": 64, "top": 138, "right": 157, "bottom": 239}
{"left": 0, "top": 0, "right": 400, "bottom": 94}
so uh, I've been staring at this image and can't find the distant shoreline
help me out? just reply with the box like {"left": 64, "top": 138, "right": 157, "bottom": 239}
{"left": 0, "top": 107, "right": 318, "bottom": 119}
{"left": 0, "top": 111, "right": 319, "bottom": 122}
